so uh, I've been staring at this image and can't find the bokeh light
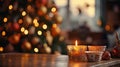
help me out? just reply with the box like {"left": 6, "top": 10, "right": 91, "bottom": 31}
{"left": 24, "top": 29, "right": 29, "bottom": 35}
{"left": 34, "top": 48, "right": 39, "bottom": 53}
{"left": 33, "top": 19, "right": 38, "bottom": 24}
{"left": 21, "top": 27, "right": 25, "bottom": 32}
{"left": 0, "top": 47, "right": 4, "bottom": 52}
{"left": 33, "top": 19, "right": 39, "bottom": 27}
{"left": 18, "top": 19, "right": 23, "bottom": 24}
{"left": 51, "top": 7, "right": 57, "bottom": 12}
{"left": 37, "top": 30, "right": 42, "bottom": 36}
{"left": 3, "top": 17, "right": 8, "bottom": 23}
{"left": 42, "top": 24, "right": 47, "bottom": 30}
{"left": 9, "top": 5, "right": 13, "bottom": 10}
{"left": 2, "top": 31, "right": 6, "bottom": 36}
{"left": 34, "top": 22, "right": 39, "bottom": 27}
{"left": 22, "top": 11, "right": 27, "bottom": 16}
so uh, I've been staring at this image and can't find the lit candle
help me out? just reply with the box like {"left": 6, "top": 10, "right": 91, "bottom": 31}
{"left": 67, "top": 40, "right": 87, "bottom": 61}
{"left": 74, "top": 40, "right": 79, "bottom": 51}
{"left": 75, "top": 40, "right": 78, "bottom": 46}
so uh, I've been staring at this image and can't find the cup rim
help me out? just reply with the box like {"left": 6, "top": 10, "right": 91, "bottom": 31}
{"left": 85, "top": 51, "right": 103, "bottom": 53}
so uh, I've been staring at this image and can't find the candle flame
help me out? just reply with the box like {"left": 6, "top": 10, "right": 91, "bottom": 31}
{"left": 75, "top": 40, "right": 78, "bottom": 46}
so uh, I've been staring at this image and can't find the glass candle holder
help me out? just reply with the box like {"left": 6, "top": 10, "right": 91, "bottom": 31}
{"left": 67, "top": 45, "right": 87, "bottom": 62}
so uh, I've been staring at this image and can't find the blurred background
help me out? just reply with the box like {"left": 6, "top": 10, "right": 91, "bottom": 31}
{"left": 0, "top": 0, "right": 120, "bottom": 54}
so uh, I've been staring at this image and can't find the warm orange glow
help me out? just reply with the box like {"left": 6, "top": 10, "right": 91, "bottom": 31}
{"left": 18, "top": 19, "right": 23, "bottom": 24}
{"left": 24, "top": 30, "right": 29, "bottom": 35}
{"left": 0, "top": 47, "right": 4, "bottom": 52}
{"left": 42, "top": 24, "right": 47, "bottom": 30}
{"left": 2, "top": 31, "right": 6, "bottom": 36}
{"left": 33, "top": 19, "right": 39, "bottom": 27}
{"left": 3, "top": 17, "right": 8, "bottom": 23}
{"left": 37, "top": 30, "right": 42, "bottom": 35}
{"left": 34, "top": 22, "right": 39, "bottom": 27}
{"left": 52, "top": 24, "right": 57, "bottom": 28}
{"left": 33, "top": 19, "right": 38, "bottom": 24}
{"left": 75, "top": 40, "right": 78, "bottom": 46}
{"left": 105, "top": 25, "right": 111, "bottom": 31}
{"left": 21, "top": 27, "right": 25, "bottom": 32}
{"left": 51, "top": 7, "right": 57, "bottom": 12}
{"left": 22, "top": 11, "right": 27, "bottom": 16}
{"left": 9, "top": 5, "right": 13, "bottom": 10}
{"left": 34, "top": 48, "right": 39, "bottom": 53}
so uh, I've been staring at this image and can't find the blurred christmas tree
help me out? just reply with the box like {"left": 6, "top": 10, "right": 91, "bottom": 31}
{"left": 0, "top": 0, "right": 67, "bottom": 54}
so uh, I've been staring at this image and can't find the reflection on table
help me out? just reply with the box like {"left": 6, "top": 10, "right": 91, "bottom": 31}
{"left": 0, "top": 53, "right": 120, "bottom": 67}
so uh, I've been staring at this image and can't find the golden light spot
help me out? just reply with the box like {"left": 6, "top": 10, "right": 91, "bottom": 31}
{"left": 34, "top": 22, "right": 39, "bottom": 27}
{"left": 3, "top": 17, "right": 8, "bottom": 23}
{"left": 22, "top": 11, "right": 27, "bottom": 16}
{"left": 21, "top": 27, "right": 25, "bottom": 32}
{"left": 33, "top": 19, "right": 38, "bottom": 24}
{"left": 105, "top": 25, "right": 111, "bottom": 31}
{"left": 18, "top": 19, "right": 23, "bottom": 24}
{"left": 2, "top": 31, "right": 6, "bottom": 36}
{"left": 37, "top": 30, "right": 42, "bottom": 36}
{"left": 42, "top": 24, "right": 47, "bottom": 30}
{"left": 0, "top": 47, "right": 4, "bottom": 52}
{"left": 51, "top": 7, "right": 57, "bottom": 12}
{"left": 34, "top": 48, "right": 39, "bottom": 53}
{"left": 24, "top": 29, "right": 28, "bottom": 35}
{"left": 52, "top": 24, "right": 57, "bottom": 28}
{"left": 9, "top": 5, "right": 13, "bottom": 10}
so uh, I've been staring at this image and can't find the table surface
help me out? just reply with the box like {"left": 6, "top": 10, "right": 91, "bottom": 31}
{"left": 0, "top": 53, "right": 120, "bottom": 67}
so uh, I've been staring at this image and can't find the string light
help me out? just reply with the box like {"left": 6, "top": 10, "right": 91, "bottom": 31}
{"left": 0, "top": 47, "right": 4, "bottom": 52}
{"left": 42, "top": 24, "right": 47, "bottom": 30}
{"left": 33, "top": 19, "right": 39, "bottom": 27}
{"left": 21, "top": 27, "right": 25, "bottom": 32}
{"left": 34, "top": 48, "right": 39, "bottom": 53}
{"left": 34, "top": 22, "right": 39, "bottom": 27}
{"left": 51, "top": 7, "right": 57, "bottom": 12}
{"left": 1, "top": 31, "right": 6, "bottom": 36}
{"left": 3, "top": 17, "right": 8, "bottom": 23}
{"left": 37, "top": 30, "right": 42, "bottom": 36}
{"left": 22, "top": 11, "right": 27, "bottom": 16}
{"left": 33, "top": 19, "right": 38, "bottom": 24}
{"left": 24, "top": 29, "right": 29, "bottom": 35}
{"left": 9, "top": 5, "right": 13, "bottom": 10}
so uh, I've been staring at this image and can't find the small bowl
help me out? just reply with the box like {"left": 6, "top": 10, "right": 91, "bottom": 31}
{"left": 88, "top": 46, "right": 106, "bottom": 51}
{"left": 85, "top": 51, "right": 103, "bottom": 62}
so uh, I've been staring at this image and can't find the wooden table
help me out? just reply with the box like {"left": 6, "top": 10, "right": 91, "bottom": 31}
{"left": 0, "top": 53, "right": 120, "bottom": 67}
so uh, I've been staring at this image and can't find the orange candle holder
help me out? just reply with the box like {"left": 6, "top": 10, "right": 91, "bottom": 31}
{"left": 67, "top": 45, "right": 87, "bottom": 62}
